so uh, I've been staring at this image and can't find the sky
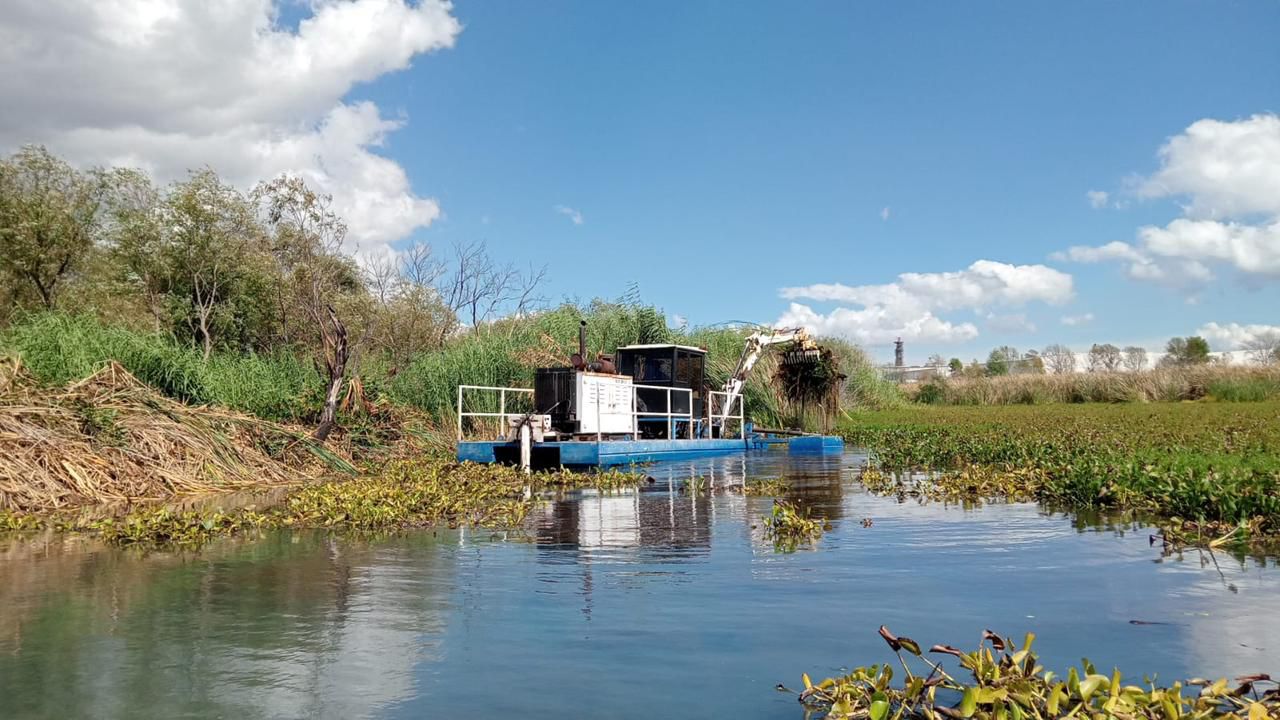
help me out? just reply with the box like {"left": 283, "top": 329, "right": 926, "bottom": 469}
{"left": 1, "top": 1, "right": 1278, "bottom": 364}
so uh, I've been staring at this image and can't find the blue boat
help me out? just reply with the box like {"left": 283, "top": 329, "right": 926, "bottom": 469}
{"left": 454, "top": 330, "right": 843, "bottom": 469}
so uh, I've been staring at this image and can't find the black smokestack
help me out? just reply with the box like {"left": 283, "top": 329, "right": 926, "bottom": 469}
{"left": 894, "top": 337, "right": 904, "bottom": 367}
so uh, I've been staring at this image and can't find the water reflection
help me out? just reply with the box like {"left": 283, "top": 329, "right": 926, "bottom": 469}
{"left": 0, "top": 531, "right": 457, "bottom": 719}
{"left": 2, "top": 450, "right": 1278, "bottom": 720}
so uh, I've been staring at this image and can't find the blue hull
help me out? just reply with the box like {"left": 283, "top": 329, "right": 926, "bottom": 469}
{"left": 457, "top": 435, "right": 843, "bottom": 467}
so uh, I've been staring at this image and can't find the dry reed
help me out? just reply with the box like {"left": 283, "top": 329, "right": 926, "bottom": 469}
{"left": 908, "top": 365, "right": 1280, "bottom": 405}
{"left": 0, "top": 358, "right": 351, "bottom": 513}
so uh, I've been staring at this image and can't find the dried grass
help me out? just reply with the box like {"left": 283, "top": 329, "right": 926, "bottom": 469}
{"left": 908, "top": 365, "right": 1280, "bottom": 405}
{"left": 0, "top": 358, "right": 352, "bottom": 513}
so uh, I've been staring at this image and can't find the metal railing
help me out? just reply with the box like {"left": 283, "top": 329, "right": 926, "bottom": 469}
{"left": 708, "top": 390, "right": 744, "bottom": 439}
{"left": 631, "top": 384, "right": 694, "bottom": 440}
{"left": 456, "top": 385, "right": 534, "bottom": 442}
{"left": 457, "top": 383, "right": 737, "bottom": 443}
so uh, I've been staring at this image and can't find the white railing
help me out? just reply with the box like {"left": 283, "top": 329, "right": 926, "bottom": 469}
{"left": 708, "top": 390, "right": 744, "bottom": 439}
{"left": 457, "top": 383, "right": 738, "bottom": 443}
{"left": 631, "top": 384, "right": 694, "bottom": 440}
{"left": 456, "top": 385, "right": 534, "bottom": 442}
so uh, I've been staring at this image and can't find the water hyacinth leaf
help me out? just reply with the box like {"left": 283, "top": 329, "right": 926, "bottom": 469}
{"left": 1078, "top": 673, "right": 1108, "bottom": 701}
{"left": 930, "top": 644, "right": 966, "bottom": 658}
{"left": 870, "top": 691, "right": 890, "bottom": 720}
{"left": 958, "top": 687, "right": 978, "bottom": 718}
{"left": 879, "top": 625, "right": 902, "bottom": 652}
{"left": 982, "top": 630, "right": 1006, "bottom": 651}
{"left": 898, "top": 636, "right": 923, "bottom": 656}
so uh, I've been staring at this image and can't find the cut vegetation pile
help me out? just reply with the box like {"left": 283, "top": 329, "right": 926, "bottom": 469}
{"left": 0, "top": 358, "right": 349, "bottom": 513}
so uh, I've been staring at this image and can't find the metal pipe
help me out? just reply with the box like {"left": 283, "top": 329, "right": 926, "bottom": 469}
{"left": 578, "top": 320, "right": 587, "bottom": 362}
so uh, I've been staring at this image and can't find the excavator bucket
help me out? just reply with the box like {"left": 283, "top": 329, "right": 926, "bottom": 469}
{"left": 782, "top": 347, "right": 822, "bottom": 366}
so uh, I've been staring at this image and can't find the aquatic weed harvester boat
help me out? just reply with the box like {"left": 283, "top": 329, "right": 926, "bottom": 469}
{"left": 456, "top": 322, "right": 843, "bottom": 470}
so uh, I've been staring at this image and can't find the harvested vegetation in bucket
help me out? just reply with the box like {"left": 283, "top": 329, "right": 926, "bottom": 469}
{"left": 0, "top": 358, "right": 352, "bottom": 513}
{"left": 789, "top": 624, "right": 1279, "bottom": 720}
{"left": 773, "top": 344, "right": 844, "bottom": 408}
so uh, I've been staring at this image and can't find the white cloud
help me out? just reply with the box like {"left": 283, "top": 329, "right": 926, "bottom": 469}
{"left": 1139, "top": 218, "right": 1280, "bottom": 276}
{"left": 1060, "top": 313, "right": 1094, "bottom": 326}
{"left": 782, "top": 260, "right": 1074, "bottom": 309}
{"left": 1139, "top": 114, "right": 1280, "bottom": 218}
{"left": 553, "top": 205, "right": 584, "bottom": 226}
{"left": 776, "top": 260, "right": 1072, "bottom": 345}
{"left": 777, "top": 302, "right": 979, "bottom": 345}
{"left": 1086, "top": 190, "right": 1109, "bottom": 209}
{"left": 0, "top": 0, "right": 462, "bottom": 256}
{"left": 1057, "top": 114, "right": 1280, "bottom": 290}
{"left": 1196, "top": 322, "right": 1280, "bottom": 350}
{"left": 880, "top": 206, "right": 891, "bottom": 221}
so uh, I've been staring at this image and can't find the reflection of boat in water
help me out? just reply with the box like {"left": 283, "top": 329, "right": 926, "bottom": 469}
{"left": 533, "top": 488, "right": 713, "bottom": 555}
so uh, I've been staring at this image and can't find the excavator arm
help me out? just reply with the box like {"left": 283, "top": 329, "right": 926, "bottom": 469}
{"left": 717, "top": 327, "right": 816, "bottom": 425}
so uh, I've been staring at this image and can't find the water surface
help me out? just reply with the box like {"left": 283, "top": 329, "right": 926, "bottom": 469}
{"left": 3, "top": 451, "right": 1277, "bottom": 719}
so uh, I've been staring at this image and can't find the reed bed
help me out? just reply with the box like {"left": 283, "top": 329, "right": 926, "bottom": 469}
{"left": 909, "top": 365, "right": 1280, "bottom": 406}
{"left": 0, "top": 358, "right": 349, "bottom": 513}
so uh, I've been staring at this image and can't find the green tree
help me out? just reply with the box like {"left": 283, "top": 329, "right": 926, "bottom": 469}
{"left": 256, "top": 175, "right": 364, "bottom": 440}
{"left": 1162, "top": 336, "right": 1211, "bottom": 366}
{"left": 986, "top": 348, "right": 1011, "bottom": 376}
{"left": 0, "top": 146, "right": 105, "bottom": 313}
{"left": 162, "top": 169, "right": 269, "bottom": 359}
{"left": 948, "top": 357, "right": 963, "bottom": 374}
{"left": 103, "top": 167, "right": 169, "bottom": 330}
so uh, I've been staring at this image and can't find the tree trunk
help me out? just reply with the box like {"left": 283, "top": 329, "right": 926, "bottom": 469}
{"left": 313, "top": 304, "right": 348, "bottom": 442}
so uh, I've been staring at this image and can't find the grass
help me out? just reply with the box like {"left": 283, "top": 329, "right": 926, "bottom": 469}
{"left": 842, "top": 402, "right": 1280, "bottom": 544}
{"left": 908, "top": 366, "right": 1280, "bottom": 406}
{"left": 790, "top": 625, "right": 1278, "bottom": 719}
{"left": 3, "top": 306, "right": 902, "bottom": 438}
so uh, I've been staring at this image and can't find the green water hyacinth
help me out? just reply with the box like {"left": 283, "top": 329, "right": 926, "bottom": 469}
{"left": 790, "top": 626, "right": 1278, "bottom": 720}
{"left": 843, "top": 403, "right": 1280, "bottom": 548}
{"left": 763, "top": 499, "right": 829, "bottom": 552}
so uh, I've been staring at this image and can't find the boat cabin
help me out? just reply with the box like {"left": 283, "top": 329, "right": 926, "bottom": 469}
{"left": 615, "top": 344, "right": 706, "bottom": 438}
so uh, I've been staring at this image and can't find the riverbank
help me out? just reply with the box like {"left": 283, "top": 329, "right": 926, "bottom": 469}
{"left": 842, "top": 402, "right": 1280, "bottom": 547}
{"left": 0, "top": 355, "right": 648, "bottom": 545}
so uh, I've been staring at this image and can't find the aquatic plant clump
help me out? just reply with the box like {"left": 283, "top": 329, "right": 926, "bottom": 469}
{"left": 743, "top": 477, "right": 789, "bottom": 496}
{"left": 844, "top": 403, "right": 1280, "bottom": 545}
{"left": 790, "top": 625, "right": 1279, "bottom": 720}
{"left": 0, "top": 460, "right": 650, "bottom": 547}
{"left": 763, "top": 499, "right": 829, "bottom": 551}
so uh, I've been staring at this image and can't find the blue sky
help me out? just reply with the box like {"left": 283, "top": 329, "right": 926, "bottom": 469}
{"left": 4, "top": 1, "right": 1278, "bottom": 364}
{"left": 361, "top": 1, "right": 1279, "bottom": 363}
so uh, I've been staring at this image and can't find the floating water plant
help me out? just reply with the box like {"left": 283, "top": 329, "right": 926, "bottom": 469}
{"left": 763, "top": 499, "right": 829, "bottom": 551}
{"left": 743, "top": 477, "right": 789, "bottom": 496}
{"left": 845, "top": 403, "right": 1280, "bottom": 547}
{"left": 0, "top": 459, "right": 649, "bottom": 548}
{"left": 789, "top": 625, "right": 1279, "bottom": 720}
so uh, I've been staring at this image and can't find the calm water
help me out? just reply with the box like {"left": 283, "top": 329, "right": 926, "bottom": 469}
{"left": 2, "top": 451, "right": 1277, "bottom": 719}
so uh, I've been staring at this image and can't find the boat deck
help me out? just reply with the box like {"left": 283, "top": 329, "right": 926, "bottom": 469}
{"left": 457, "top": 435, "right": 843, "bottom": 468}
